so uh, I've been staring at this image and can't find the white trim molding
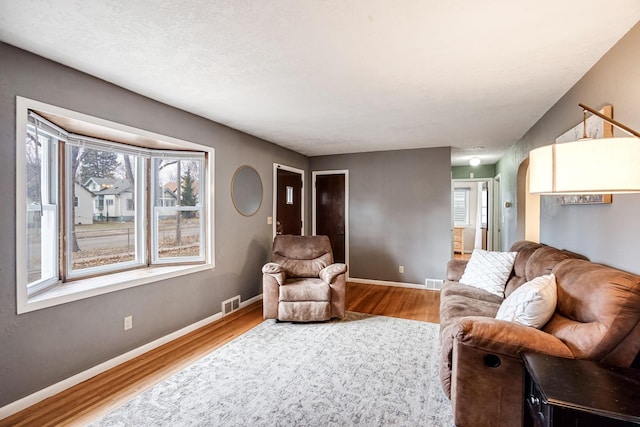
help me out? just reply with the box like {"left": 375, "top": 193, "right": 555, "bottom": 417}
{"left": 349, "top": 277, "right": 428, "bottom": 290}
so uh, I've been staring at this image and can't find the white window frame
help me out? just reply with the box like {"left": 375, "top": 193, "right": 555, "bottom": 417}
{"left": 64, "top": 139, "right": 148, "bottom": 280}
{"left": 453, "top": 188, "right": 470, "bottom": 226}
{"left": 16, "top": 97, "right": 214, "bottom": 314}
{"left": 481, "top": 185, "right": 489, "bottom": 228}
{"left": 24, "top": 122, "right": 60, "bottom": 296}
{"left": 150, "top": 153, "right": 206, "bottom": 264}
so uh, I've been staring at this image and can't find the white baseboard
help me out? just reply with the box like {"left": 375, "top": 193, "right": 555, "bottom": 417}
{"left": 349, "top": 277, "right": 427, "bottom": 290}
{"left": 0, "top": 293, "right": 263, "bottom": 420}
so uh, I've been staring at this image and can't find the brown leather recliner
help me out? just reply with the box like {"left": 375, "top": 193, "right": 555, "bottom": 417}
{"left": 262, "top": 235, "right": 347, "bottom": 322}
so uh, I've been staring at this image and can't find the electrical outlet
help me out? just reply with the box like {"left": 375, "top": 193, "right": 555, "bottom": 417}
{"left": 399, "top": 265, "right": 404, "bottom": 274}
{"left": 124, "top": 315, "right": 133, "bottom": 331}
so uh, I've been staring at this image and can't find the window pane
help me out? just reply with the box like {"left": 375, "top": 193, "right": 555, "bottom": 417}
{"left": 156, "top": 210, "right": 201, "bottom": 259}
{"left": 69, "top": 148, "right": 139, "bottom": 273}
{"left": 152, "top": 155, "right": 204, "bottom": 263}
{"left": 26, "top": 206, "right": 57, "bottom": 284}
{"left": 153, "top": 159, "right": 201, "bottom": 208}
{"left": 71, "top": 223, "right": 137, "bottom": 269}
{"left": 25, "top": 128, "right": 58, "bottom": 287}
{"left": 453, "top": 189, "right": 469, "bottom": 225}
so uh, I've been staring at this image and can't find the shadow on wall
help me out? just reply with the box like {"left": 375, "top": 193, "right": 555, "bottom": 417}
{"left": 207, "top": 239, "right": 269, "bottom": 313}
{"left": 349, "top": 247, "right": 405, "bottom": 283}
{"left": 238, "top": 239, "right": 270, "bottom": 298}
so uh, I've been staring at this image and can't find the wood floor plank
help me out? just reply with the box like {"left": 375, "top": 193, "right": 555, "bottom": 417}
{"left": 1, "top": 283, "right": 440, "bottom": 426}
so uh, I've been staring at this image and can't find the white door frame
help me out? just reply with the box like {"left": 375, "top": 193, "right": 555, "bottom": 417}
{"left": 312, "top": 170, "right": 349, "bottom": 271}
{"left": 493, "top": 173, "right": 502, "bottom": 251}
{"left": 451, "top": 177, "right": 496, "bottom": 253}
{"left": 273, "top": 163, "right": 305, "bottom": 237}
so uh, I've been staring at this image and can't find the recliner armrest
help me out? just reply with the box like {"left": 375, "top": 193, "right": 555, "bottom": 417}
{"left": 453, "top": 316, "right": 574, "bottom": 357}
{"left": 262, "top": 262, "right": 286, "bottom": 285}
{"left": 319, "top": 263, "right": 347, "bottom": 284}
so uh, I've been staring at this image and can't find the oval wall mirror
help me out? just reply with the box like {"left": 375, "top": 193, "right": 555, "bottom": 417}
{"left": 231, "top": 165, "right": 263, "bottom": 216}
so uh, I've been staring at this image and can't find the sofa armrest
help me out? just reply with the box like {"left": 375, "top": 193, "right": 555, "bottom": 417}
{"left": 262, "top": 262, "right": 286, "bottom": 285}
{"left": 454, "top": 316, "right": 574, "bottom": 357}
{"left": 447, "top": 259, "right": 468, "bottom": 281}
{"left": 319, "top": 263, "right": 347, "bottom": 284}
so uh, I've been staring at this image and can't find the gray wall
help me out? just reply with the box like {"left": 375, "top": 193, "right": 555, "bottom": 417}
{"left": 310, "top": 147, "right": 452, "bottom": 284}
{"left": 0, "top": 43, "right": 308, "bottom": 406}
{"left": 496, "top": 22, "right": 640, "bottom": 274}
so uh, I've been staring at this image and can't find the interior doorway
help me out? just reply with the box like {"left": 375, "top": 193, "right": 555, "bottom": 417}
{"left": 312, "top": 170, "right": 348, "bottom": 264}
{"left": 273, "top": 164, "right": 304, "bottom": 236}
{"left": 452, "top": 178, "right": 494, "bottom": 256}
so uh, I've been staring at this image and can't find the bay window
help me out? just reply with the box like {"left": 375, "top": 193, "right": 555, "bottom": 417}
{"left": 16, "top": 97, "right": 214, "bottom": 313}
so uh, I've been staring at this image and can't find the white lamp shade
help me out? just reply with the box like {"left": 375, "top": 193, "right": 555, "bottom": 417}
{"left": 529, "top": 137, "right": 640, "bottom": 194}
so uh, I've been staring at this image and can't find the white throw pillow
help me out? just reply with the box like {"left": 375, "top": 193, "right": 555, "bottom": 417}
{"left": 460, "top": 249, "right": 517, "bottom": 297}
{"left": 496, "top": 274, "right": 557, "bottom": 329}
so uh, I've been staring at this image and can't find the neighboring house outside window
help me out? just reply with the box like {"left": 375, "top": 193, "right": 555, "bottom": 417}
{"left": 73, "top": 183, "right": 93, "bottom": 225}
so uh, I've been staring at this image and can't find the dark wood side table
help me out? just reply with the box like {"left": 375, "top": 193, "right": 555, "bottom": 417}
{"left": 522, "top": 353, "right": 640, "bottom": 427}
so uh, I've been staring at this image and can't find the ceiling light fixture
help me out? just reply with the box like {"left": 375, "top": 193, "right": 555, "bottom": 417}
{"left": 529, "top": 103, "right": 640, "bottom": 194}
{"left": 469, "top": 157, "right": 481, "bottom": 167}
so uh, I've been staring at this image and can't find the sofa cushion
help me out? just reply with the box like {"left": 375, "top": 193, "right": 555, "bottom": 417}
{"left": 496, "top": 274, "right": 557, "bottom": 328}
{"left": 524, "top": 246, "right": 583, "bottom": 282}
{"left": 278, "top": 301, "right": 331, "bottom": 322}
{"left": 446, "top": 259, "right": 469, "bottom": 282}
{"left": 441, "top": 282, "right": 504, "bottom": 304}
{"left": 544, "top": 259, "right": 640, "bottom": 366}
{"left": 460, "top": 249, "right": 517, "bottom": 297}
{"left": 279, "top": 278, "right": 330, "bottom": 302}
{"left": 504, "top": 241, "right": 544, "bottom": 297}
{"left": 439, "top": 293, "right": 501, "bottom": 336}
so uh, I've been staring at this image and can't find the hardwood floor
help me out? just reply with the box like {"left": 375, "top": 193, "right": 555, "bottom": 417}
{"left": 1, "top": 282, "right": 440, "bottom": 427}
{"left": 346, "top": 282, "right": 440, "bottom": 323}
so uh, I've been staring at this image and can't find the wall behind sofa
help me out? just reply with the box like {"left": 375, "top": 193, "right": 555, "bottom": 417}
{"left": 310, "top": 147, "right": 452, "bottom": 285}
{"left": 495, "top": 22, "right": 640, "bottom": 274}
{"left": 0, "top": 42, "right": 309, "bottom": 407}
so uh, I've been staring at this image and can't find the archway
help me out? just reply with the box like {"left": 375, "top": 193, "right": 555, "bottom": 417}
{"left": 516, "top": 157, "right": 540, "bottom": 242}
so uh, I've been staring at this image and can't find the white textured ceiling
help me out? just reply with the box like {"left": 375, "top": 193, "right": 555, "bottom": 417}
{"left": 1, "top": 1, "right": 639, "bottom": 166}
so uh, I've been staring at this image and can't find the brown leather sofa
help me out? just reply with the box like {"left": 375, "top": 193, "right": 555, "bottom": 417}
{"left": 439, "top": 240, "right": 640, "bottom": 427}
{"left": 262, "top": 235, "right": 347, "bottom": 322}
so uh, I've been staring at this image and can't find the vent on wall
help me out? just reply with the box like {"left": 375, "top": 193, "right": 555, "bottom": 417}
{"left": 425, "top": 279, "right": 444, "bottom": 290}
{"left": 222, "top": 295, "right": 241, "bottom": 316}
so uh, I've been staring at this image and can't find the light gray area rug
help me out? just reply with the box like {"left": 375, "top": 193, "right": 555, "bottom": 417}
{"left": 90, "top": 312, "right": 454, "bottom": 426}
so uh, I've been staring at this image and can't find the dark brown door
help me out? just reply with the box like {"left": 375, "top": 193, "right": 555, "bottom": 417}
{"left": 276, "top": 167, "right": 302, "bottom": 235}
{"left": 315, "top": 173, "right": 346, "bottom": 263}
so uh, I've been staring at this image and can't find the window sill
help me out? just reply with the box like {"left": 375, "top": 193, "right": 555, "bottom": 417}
{"left": 19, "top": 263, "right": 213, "bottom": 314}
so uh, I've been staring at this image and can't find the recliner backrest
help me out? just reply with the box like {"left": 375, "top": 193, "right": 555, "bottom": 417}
{"left": 272, "top": 235, "right": 334, "bottom": 278}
